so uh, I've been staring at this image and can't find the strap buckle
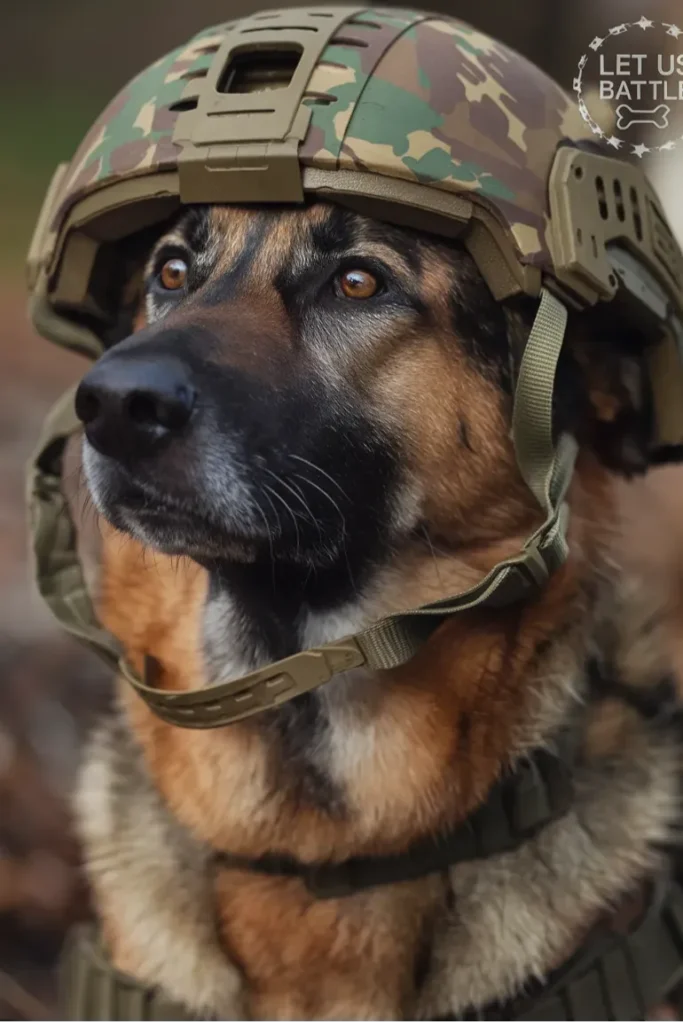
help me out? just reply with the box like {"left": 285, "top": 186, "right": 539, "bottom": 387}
{"left": 518, "top": 499, "right": 571, "bottom": 591}
{"left": 122, "top": 639, "right": 366, "bottom": 728}
{"left": 516, "top": 540, "right": 554, "bottom": 591}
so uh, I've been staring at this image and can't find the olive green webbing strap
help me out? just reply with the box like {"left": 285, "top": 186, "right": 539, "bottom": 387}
{"left": 309, "top": 288, "right": 574, "bottom": 674}
{"left": 513, "top": 287, "right": 572, "bottom": 565}
{"left": 509, "top": 879, "right": 683, "bottom": 1021}
{"left": 60, "top": 926, "right": 197, "bottom": 1021}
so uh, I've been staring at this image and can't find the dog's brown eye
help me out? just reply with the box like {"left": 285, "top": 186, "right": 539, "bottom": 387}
{"left": 159, "top": 258, "right": 188, "bottom": 291}
{"left": 338, "top": 269, "right": 378, "bottom": 299}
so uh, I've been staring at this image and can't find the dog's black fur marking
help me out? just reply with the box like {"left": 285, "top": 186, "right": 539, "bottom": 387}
{"left": 200, "top": 214, "right": 273, "bottom": 308}
{"left": 83, "top": 201, "right": 659, "bottom": 818}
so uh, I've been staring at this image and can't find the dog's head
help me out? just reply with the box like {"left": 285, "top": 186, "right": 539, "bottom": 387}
{"left": 76, "top": 203, "right": 653, "bottom": 607}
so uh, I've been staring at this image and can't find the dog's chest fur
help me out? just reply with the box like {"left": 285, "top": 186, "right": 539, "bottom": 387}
{"left": 76, "top": 536, "right": 682, "bottom": 1020}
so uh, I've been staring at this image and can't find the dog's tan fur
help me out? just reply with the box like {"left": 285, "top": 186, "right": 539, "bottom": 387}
{"left": 70, "top": 204, "right": 683, "bottom": 1019}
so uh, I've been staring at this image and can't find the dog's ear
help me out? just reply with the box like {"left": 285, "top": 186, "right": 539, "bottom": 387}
{"left": 563, "top": 306, "right": 654, "bottom": 476}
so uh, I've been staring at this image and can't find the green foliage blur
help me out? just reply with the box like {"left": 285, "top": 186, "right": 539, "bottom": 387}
{"left": 2, "top": 91, "right": 108, "bottom": 271}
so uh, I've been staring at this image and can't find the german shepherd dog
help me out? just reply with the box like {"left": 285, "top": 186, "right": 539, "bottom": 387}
{"left": 66, "top": 202, "right": 683, "bottom": 1019}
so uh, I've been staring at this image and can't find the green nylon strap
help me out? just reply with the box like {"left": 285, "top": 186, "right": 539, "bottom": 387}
{"left": 60, "top": 926, "right": 194, "bottom": 1021}
{"left": 510, "top": 879, "right": 683, "bottom": 1021}
{"left": 28, "top": 288, "right": 575, "bottom": 728}
{"left": 352, "top": 288, "right": 574, "bottom": 672}
{"left": 514, "top": 288, "right": 570, "bottom": 511}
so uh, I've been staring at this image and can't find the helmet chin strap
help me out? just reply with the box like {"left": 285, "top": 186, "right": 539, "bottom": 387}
{"left": 30, "top": 289, "right": 576, "bottom": 729}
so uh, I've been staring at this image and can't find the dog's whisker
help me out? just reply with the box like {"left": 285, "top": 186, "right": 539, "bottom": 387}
{"left": 285, "top": 476, "right": 325, "bottom": 545}
{"left": 63, "top": 463, "right": 100, "bottom": 525}
{"left": 263, "top": 483, "right": 302, "bottom": 560}
{"left": 291, "top": 471, "right": 355, "bottom": 589}
{"left": 341, "top": 536, "right": 357, "bottom": 597}
{"left": 262, "top": 469, "right": 318, "bottom": 528}
{"left": 61, "top": 464, "right": 85, "bottom": 489}
{"left": 288, "top": 454, "right": 350, "bottom": 501}
{"left": 259, "top": 486, "right": 285, "bottom": 587}
{"left": 420, "top": 524, "right": 444, "bottom": 590}
{"left": 259, "top": 485, "right": 281, "bottom": 533}
{"left": 292, "top": 473, "right": 347, "bottom": 538}
{"left": 75, "top": 472, "right": 104, "bottom": 539}
{"left": 252, "top": 495, "right": 275, "bottom": 568}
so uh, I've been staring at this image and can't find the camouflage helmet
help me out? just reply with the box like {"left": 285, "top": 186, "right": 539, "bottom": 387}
{"left": 27, "top": 5, "right": 683, "bottom": 445}
{"left": 24, "top": 6, "right": 683, "bottom": 728}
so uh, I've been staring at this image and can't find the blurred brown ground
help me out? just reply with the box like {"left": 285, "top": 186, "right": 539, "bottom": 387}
{"left": 2, "top": 0, "right": 683, "bottom": 1017}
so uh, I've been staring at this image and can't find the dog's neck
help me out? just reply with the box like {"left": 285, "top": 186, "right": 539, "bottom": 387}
{"left": 81, "top": 544, "right": 681, "bottom": 1019}
{"left": 85, "top": 464, "right": 682, "bottom": 1018}
{"left": 201, "top": 553, "right": 371, "bottom": 677}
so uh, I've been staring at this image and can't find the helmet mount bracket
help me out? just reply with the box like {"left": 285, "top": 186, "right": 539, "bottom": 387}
{"left": 172, "top": 7, "right": 362, "bottom": 205}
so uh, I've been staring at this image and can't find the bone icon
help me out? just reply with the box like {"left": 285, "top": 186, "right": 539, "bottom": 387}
{"left": 616, "top": 104, "right": 670, "bottom": 130}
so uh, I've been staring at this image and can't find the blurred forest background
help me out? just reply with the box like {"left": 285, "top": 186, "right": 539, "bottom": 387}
{"left": 2, "top": 0, "right": 683, "bottom": 1017}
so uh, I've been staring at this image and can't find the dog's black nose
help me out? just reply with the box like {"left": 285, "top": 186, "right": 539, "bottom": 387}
{"left": 76, "top": 354, "right": 196, "bottom": 459}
